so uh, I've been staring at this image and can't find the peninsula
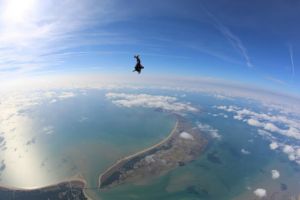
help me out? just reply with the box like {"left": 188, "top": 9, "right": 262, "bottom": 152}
{"left": 98, "top": 116, "right": 208, "bottom": 189}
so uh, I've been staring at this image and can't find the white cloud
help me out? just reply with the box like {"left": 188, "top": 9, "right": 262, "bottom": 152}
{"left": 241, "top": 148, "right": 251, "bottom": 155}
{"left": 283, "top": 145, "right": 294, "bottom": 154}
{"left": 0, "top": 90, "right": 77, "bottom": 139}
{"left": 0, "top": 0, "right": 127, "bottom": 75}
{"left": 44, "top": 91, "right": 56, "bottom": 98}
{"left": 145, "top": 155, "right": 155, "bottom": 163}
{"left": 257, "top": 129, "right": 273, "bottom": 138}
{"left": 264, "top": 123, "right": 281, "bottom": 133}
{"left": 288, "top": 154, "right": 296, "bottom": 161}
{"left": 179, "top": 132, "right": 194, "bottom": 140}
{"left": 57, "top": 92, "right": 76, "bottom": 99}
{"left": 271, "top": 170, "right": 280, "bottom": 179}
{"left": 197, "top": 122, "right": 221, "bottom": 140}
{"left": 269, "top": 142, "right": 279, "bottom": 150}
{"left": 216, "top": 105, "right": 300, "bottom": 140}
{"left": 210, "top": 112, "right": 228, "bottom": 119}
{"left": 247, "top": 118, "right": 263, "bottom": 127}
{"left": 282, "top": 145, "right": 299, "bottom": 161}
{"left": 44, "top": 91, "right": 76, "bottom": 102}
{"left": 105, "top": 93, "right": 198, "bottom": 113}
{"left": 233, "top": 115, "right": 243, "bottom": 120}
{"left": 50, "top": 99, "right": 57, "bottom": 103}
{"left": 284, "top": 127, "right": 300, "bottom": 140}
{"left": 253, "top": 188, "right": 267, "bottom": 198}
{"left": 216, "top": 105, "right": 300, "bottom": 165}
{"left": 43, "top": 126, "right": 54, "bottom": 135}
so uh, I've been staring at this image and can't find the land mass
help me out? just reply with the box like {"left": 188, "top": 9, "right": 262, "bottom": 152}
{"left": 0, "top": 116, "right": 208, "bottom": 199}
{"left": 0, "top": 180, "right": 88, "bottom": 200}
{"left": 98, "top": 116, "right": 208, "bottom": 189}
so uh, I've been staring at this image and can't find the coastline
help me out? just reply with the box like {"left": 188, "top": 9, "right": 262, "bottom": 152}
{"left": 0, "top": 176, "right": 92, "bottom": 200}
{"left": 0, "top": 115, "right": 200, "bottom": 199}
{"left": 0, "top": 177, "right": 86, "bottom": 191}
{"left": 98, "top": 116, "right": 208, "bottom": 189}
{"left": 98, "top": 118, "right": 179, "bottom": 187}
{"left": 97, "top": 119, "right": 179, "bottom": 187}
{"left": 0, "top": 115, "right": 178, "bottom": 200}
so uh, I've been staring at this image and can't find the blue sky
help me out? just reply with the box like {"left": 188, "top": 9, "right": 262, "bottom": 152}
{"left": 0, "top": 0, "right": 299, "bottom": 95}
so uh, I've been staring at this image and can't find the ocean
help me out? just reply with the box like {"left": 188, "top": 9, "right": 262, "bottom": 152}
{"left": 1, "top": 89, "right": 299, "bottom": 199}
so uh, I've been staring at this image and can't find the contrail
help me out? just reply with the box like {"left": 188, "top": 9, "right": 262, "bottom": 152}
{"left": 288, "top": 44, "right": 295, "bottom": 80}
{"left": 200, "top": 5, "right": 253, "bottom": 68}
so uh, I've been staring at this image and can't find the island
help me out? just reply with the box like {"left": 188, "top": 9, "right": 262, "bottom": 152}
{"left": 98, "top": 116, "right": 208, "bottom": 189}
{"left": 0, "top": 180, "right": 88, "bottom": 200}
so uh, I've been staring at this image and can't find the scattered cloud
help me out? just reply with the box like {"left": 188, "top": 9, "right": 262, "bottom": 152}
{"left": 105, "top": 93, "right": 198, "bottom": 113}
{"left": 57, "top": 92, "right": 76, "bottom": 99}
{"left": 43, "top": 126, "right": 54, "bottom": 135}
{"left": 269, "top": 142, "right": 279, "bottom": 150}
{"left": 145, "top": 155, "right": 155, "bottom": 164}
{"left": 247, "top": 118, "right": 263, "bottom": 127}
{"left": 282, "top": 145, "right": 298, "bottom": 161}
{"left": 216, "top": 105, "right": 300, "bottom": 140}
{"left": 271, "top": 169, "right": 280, "bottom": 179}
{"left": 179, "top": 132, "right": 194, "bottom": 140}
{"left": 253, "top": 188, "right": 267, "bottom": 198}
{"left": 1, "top": 74, "right": 299, "bottom": 116}
{"left": 210, "top": 112, "right": 228, "bottom": 118}
{"left": 233, "top": 115, "right": 243, "bottom": 120}
{"left": 197, "top": 122, "right": 221, "bottom": 140}
{"left": 283, "top": 145, "right": 294, "bottom": 154}
{"left": 216, "top": 104, "right": 300, "bottom": 165}
{"left": 241, "top": 148, "right": 251, "bottom": 155}
{"left": 44, "top": 91, "right": 77, "bottom": 101}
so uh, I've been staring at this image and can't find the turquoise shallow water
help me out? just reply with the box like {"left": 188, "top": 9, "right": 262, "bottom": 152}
{"left": 94, "top": 90, "right": 300, "bottom": 200}
{"left": 0, "top": 89, "right": 299, "bottom": 199}
{"left": 0, "top": 90, "right": 175, "bottom": 191}
{"left": 97, "top": 113, "right": 271, "bottom": 200}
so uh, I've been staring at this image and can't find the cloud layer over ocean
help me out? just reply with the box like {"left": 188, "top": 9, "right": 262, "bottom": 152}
{"left": 106, "top": 92, "right": 198, "bottom": 113}
{"left": 215, "top": 105, "right": 300, "bottom": 165}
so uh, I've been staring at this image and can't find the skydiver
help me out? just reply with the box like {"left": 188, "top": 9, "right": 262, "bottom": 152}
{"left": 133, "top": 55, "right": 144, "bottom": 74}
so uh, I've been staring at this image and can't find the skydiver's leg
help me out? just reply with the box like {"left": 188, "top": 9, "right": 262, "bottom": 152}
{"left": 133, "top": 64, "right": 139, "bottom": 72}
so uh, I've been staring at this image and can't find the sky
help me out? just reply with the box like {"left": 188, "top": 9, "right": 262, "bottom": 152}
{"left": 0, "top": 0, "right": 299, "bottom": 96}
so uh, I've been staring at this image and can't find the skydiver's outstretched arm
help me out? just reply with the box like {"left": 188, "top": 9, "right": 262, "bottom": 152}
{"left": 134, "top": 55, "right": 141, "bottom": 64}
